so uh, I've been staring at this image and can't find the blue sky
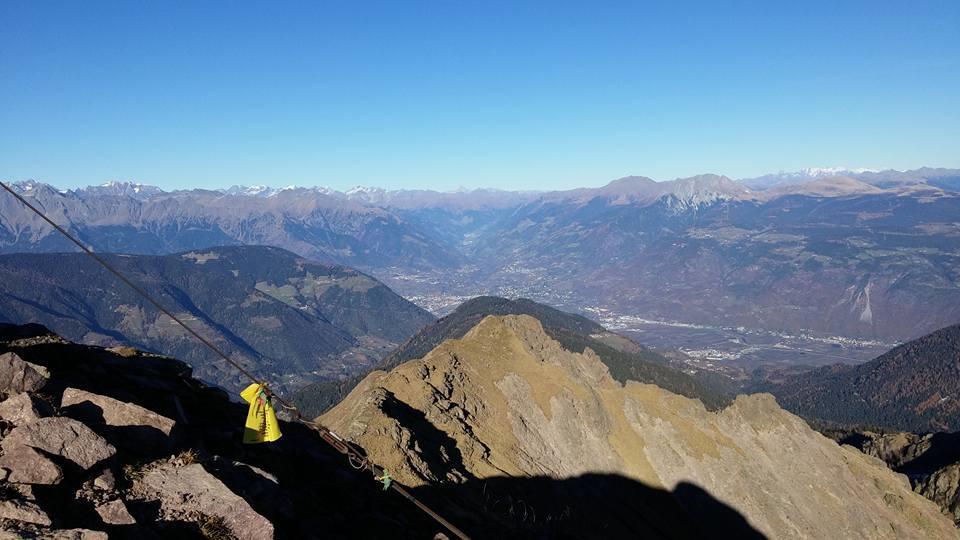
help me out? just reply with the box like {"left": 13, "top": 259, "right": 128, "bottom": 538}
{"left": 1, "top": 1, "right": 958, "bottom": 191}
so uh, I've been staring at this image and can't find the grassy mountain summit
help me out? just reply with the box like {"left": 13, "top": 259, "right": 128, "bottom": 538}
{"left": 754, "top": 322, "right": 960, "bottom": 432}
{"left": 0, "top": 246, "right": 435, "bottom": 393}
{"left": 293, "top": 296, "right": 732, "bottom": 417}
{"left": 320, "top": 314, "right": 955, "bottom": 539}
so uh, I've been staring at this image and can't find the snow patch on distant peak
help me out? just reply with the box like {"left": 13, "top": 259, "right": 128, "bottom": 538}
{"left": 346, "top": 186, "right": 385, "bottom": 195}
{"left": 796, "top": 167, "right": 879, "bottom": 177}
{"left": 223, "top": 185, "right": 339, "bottom": 197}
{"left": 741, "top": 167, "right": 882, "bottom": 190}
{"left": 84, "top": 181, "right": 163, "bottom": 198}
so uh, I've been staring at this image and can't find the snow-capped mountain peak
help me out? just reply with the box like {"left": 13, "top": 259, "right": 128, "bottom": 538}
{"left": 795, "top": 167, "right": 879, "bottom": 177}
{"left": 741, "top": 167, "right": 881, "bottom": 190}
{"left": 77, "top": 181, "right": 164, "bottom": 199}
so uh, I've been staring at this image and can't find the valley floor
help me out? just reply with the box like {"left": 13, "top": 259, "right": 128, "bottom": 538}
{"left": 386, "top": 276, "right": 895, "bottom": 380}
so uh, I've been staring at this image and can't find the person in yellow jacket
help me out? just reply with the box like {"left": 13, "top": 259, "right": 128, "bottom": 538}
{"left": 240, "top": 383, "right": 282, "bottom": 443}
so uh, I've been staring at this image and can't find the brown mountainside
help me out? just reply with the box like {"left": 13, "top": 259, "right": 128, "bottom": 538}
{"left": 322, "top": 315, "right": 957, "bottom": 539}
{"left": 756, "top": 323, "right": 960, "bottom": 432}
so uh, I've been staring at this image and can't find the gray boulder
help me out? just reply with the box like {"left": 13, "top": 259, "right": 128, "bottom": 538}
{"left": 1, "top": 417, "right": 116, "bottom": 470}
{"left": 92, "top": 469, "right": 116, "bottom": 491}
{"left": 11, "top": 483, "right": 35, "bottom": 500}
{"left": 0, "top": 532, "right": 107, "bottom": 540}
{"left": 131, "top": 462, "right": 274, "bottom": 540}
{"left": 39, "top": 530, "right": 109, "bottom": 540}
{"left": 0, "top": 444, "right": 63, "bottom": 484}
{"left": 94, "top": 499, "right": 136, "bottom": 525}
{"left": 0, "top": 499, "right": 52, "bottom": 526}
{"left": 0, "top": 352, "right": 49, "bottom": 393}
{"left": 0, "top": 392, "right": 46, "bottom": 425}
{"left": 61, "top": 387, "right": 176, "bottom": 435}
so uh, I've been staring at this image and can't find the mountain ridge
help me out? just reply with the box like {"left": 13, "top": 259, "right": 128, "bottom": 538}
{"left": 754, "top": 322, "right": 960, "bottom": 432}
{"left": 0, "top": 246, "right": 435, "bottom": 393}
{"left": 320, "top": 313, "right": 957, "bottom": 539}
{"left": 291, "top": 296, "right": 731, "bottom": 418}
{"left": 5, "top": 167, "right": 960, "bottom": 345}
{"left": 13, "top": 166, "right": 957, "bottom": 199}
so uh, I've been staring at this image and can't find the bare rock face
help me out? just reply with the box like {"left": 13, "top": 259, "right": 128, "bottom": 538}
{"left": 130, "top": 462, "right": 274, "bottom": 540}
{"left": 33, "top": 530, "right": 108, "bottom": 540}
{"left": 0, "top": 392, "right": 45, "bottom": 425}
{"left": 0, "top": 351, "right": 49, "bottom": 393}
{"left": 0, "top": 444, "right": 63, "bottom": 484}
{"left": 61, "top": 387, "right": 176, "bottom": 435}
{"left": 322, "top": 315, "right": 959, "bottom": 540}
{"left": 1, "top": 417, "right": 116, "bottom": 470}
{"left": 856, "top": 431, "right": 930, "bottom": 468}
{"left": 93, "top": 499, "right": 136, "bottom": 525}
{"left": 0, "top": 499, "right": 52, "bottom": 526}
{"left": 840, "top": 430, "right": 960, "bottom": 525}
{"left": 914, "top": 463, "right": 960, "bottom": 524}
{"left": 8, "top": 483, "right": 34, "bottom": 501}
{"left": 91, "top": 469, "right": 116, "bottom": 491}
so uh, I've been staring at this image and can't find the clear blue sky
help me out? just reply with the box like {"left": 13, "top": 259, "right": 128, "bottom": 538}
{"left": 1, "top": 1, "right": 958, "bottom": 191}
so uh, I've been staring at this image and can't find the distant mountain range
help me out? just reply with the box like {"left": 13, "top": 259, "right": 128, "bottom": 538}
{"left": 741, "top": 166, "right": 960, "bottom": 191}
{"left": 755, "top": 322, "right": 960, "bottom": 432}
{"left": 0, "top": 246, "right": 435, "bottom": 392}
{"left": 3, "top": 167, "right": 959, "bottom": 343}
{"left": 0, "top": 180, "right": 462, "bottom": 270}
{"left": 292, "top": 296, "right": 732, "bottom": 417}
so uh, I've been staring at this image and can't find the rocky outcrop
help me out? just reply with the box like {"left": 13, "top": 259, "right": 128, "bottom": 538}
{"left": 1, "top": 417, "right": 116, "bottom": 470}
{"left": 323, "top": 315, "right": 959, "bottom": 539}
{"left": 16, "top": 530, "right": 108, "bottom": 540}
{"left": 93, "top": 499, "right": 136, "bottom": 526}
{"left": 0, "top": 445, "right": 63, "bottom": 484}
{"left": 131, "top": 462, "right": 274, "bottom": 540}
{"left": 0, "top": 322, "right": 461, "bottom": 539}
{"left": 842, "top": 430, "right": 960, "bottom": 526}
{"left": 0, "top": 351, "right": 48, "bottom": 393}
{"left": 0, "top": 499, "right": 51, "bottom": 526}
{"left": 915, "top": 463, "right": 960, "bottom": 524}
{"left": 61, "top": 388, "right": 176, "bottom": 436}
{"left": 0, "top": 392, "right": 46, "bottom": 425}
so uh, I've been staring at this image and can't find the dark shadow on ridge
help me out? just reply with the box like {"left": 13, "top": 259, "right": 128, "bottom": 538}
{"left": 409, "top": 473, "right": 767, "bottom": 539}
{"left": 379, "top": 390, "right": 472, "bottom": 482}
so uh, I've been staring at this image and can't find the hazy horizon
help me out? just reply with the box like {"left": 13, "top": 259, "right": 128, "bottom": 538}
{"left": 9, "top": 164, "right": 960, "bottom": 194}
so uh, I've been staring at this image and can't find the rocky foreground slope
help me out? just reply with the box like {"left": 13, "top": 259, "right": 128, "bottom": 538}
{"left": 322, "top": 315, "right": 958, "bottom": 539}
{"left": 0, "top": 323, "right": 453, "bottom": 539}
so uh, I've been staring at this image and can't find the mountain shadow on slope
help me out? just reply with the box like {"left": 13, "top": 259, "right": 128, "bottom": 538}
{"left": 407, "top": 474, "right": 766, "bottom": 539}
{"left": 0, "top": 323, "right": 762, "bottom": 540}
{"left": 292, "top": 296, "right": 733, "bottom": 417}
{"left": 753, "top": 322, "right": 960, "bottom": 432}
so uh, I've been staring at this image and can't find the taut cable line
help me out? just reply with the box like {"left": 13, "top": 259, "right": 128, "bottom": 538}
{"left": 0, "top": 180, "right": 471, "bottom": 540}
